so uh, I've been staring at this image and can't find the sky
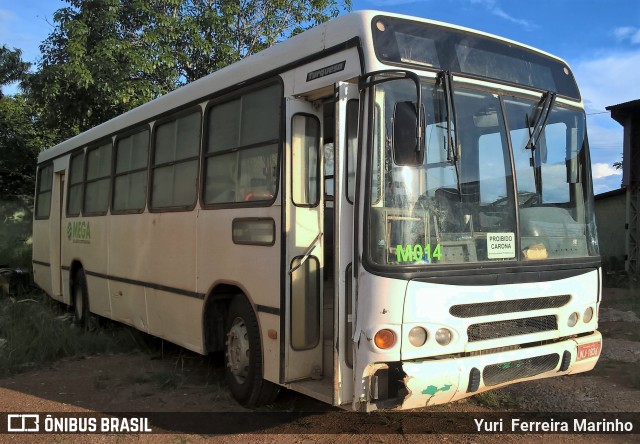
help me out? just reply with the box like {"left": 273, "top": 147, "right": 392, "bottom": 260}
{"left": 1, "top": 0, "right": 639, "bottom": 195}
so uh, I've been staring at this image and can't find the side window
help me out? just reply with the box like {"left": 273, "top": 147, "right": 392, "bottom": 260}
{"left": 151, "top": 111, "right": 201, "bottom": 209}
{"left": 291, "top": 114, "right": 320, "bottom": 206}
{"left": 204, "top": 83, "right": 281, "bottom": 205}
{"left": 84, "top": 141, "right": 112, "bottom": 215}
{"left": 35, "top": 164, "right": 53, "bottom": 219}
{"left": 67, "top": 152, "right": 84, "bottom": 217}
{"left": 113, "top": 129, "right": 149, "bottom": 212}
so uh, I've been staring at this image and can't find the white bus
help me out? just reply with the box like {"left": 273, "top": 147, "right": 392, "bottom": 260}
{"left": 33, "top": 10, "right": 602, "bottom": 411}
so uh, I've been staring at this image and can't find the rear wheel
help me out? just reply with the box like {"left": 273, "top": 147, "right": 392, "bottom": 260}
{"left": 225, "top": 296, "right": 279, "bottom": 407}
{"left": 72, "top": 269, "right": 95, "bottom": 330}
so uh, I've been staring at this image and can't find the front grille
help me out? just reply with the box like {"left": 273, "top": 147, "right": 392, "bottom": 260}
{"left": 468, "top": 315, "right": 557, "bottom": 342}
{"left": 450, "top": 295, "right": 571, "bottom": 318}
{"left": 483, "top": 353, "right": 560, "bottom": 386}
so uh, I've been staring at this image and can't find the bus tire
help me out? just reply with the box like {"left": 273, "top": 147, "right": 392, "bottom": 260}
{"left": 72, "top": 269, "right": 95, "bottom": 331}
{"left": 224, "top": 296, "right": 279, "bottom": 407}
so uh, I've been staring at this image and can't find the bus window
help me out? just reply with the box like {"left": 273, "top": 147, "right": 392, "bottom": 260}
{"left": 113, "top": 129, "right": 149, "bottom": 212}
{"left": 292, "top": 114, "right": 320, "bottom": 206}
{"left": 345, "top": 100, "right": 359, "bottom": 202}
{"left": 151, "top": 111, "right": 201, "bottom": 209}
{"left": 84, "top": 141, "right": 112, "bottom": 215}
{"left": 67, "top": 152, "right": 84, "bottom": 216}
{"left": 35, "top": 164, "right": 53, "bottom": 219}
{"left": 204, "top": 83, "right": 281, "bottom": 205}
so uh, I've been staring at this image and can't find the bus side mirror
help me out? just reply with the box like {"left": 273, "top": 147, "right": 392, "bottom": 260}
{"left": 393, "top": 101, "right": 424, "bottom": 166}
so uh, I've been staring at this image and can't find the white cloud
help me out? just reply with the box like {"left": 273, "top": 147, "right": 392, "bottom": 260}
{"left": 614, "top": 26, "right": 640, "bottom": 44}
{"left": 571, "top": 50, "right": 640, "bottom": 114}
{"left": 592, "top": 163, "right": 622, "bottom": 180}
{"left": 570, "top": 50, "right": 637, "bottom": 194}
{"left": 469, "top": 0, "right": 536, "bottom": 30}
{"left": 0, "top": 9, "right": 16, "bottom": 22}
{"left": 593, "top": 175, "right": 623, "bottom": 195}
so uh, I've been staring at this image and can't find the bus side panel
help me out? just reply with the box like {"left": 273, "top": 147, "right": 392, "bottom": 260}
{"left": 138, "top": 211, "right": 202, "bottom": 354}
{"left": 64, "top": 216, "right": 111, "bottom": 318}
{"left": 108, "top": 213, "right": 152, "bottom": 332}
{"left": 197, "top": 206, "right": 282, "bottom": 383}
{"left": 145, "top": 288, "right": 204, "bottom": 353}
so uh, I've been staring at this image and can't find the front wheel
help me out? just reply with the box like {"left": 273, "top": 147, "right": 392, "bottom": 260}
{"left": 225, "top": 296, "right": 279, "bottom": 407}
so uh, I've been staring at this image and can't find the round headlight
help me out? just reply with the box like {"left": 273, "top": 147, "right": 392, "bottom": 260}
{"left": 408, "top": 327, "right": 428, "bottom": 347}
{"left": 435, "top": 328, "right": 452, "bottom": 346}
{"left": 583, "top": 307, "right": 594, "bottom": 323}
{"left": 568, "top": 312, "right": 579, "bottom": 327}
{"left": 374, "top": 329, "right": 396, "bottom": 349}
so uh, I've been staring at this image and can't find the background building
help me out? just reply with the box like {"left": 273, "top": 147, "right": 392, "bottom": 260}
{"left": 598, "top": 100, "right": 640, "bottom": 274}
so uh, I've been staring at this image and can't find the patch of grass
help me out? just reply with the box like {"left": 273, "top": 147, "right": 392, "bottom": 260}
{"left": 470, "top": 388, "right": 515, "bottom": 409}
{"left": 149, "top": 370, "right": 182, "bottom": 390}
{"left": 0, "top": 290, "right": 156, "bottom": 377}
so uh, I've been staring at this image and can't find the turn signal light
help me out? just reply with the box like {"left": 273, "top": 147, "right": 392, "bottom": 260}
{"left": 374, "top": 329, "right": 396, "bottom": 349}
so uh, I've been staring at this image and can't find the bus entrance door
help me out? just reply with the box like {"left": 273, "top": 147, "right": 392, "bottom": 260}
{"left": 333, "top": 81, "right": 359, "bottom": 405}
{"left": 284, "top": 97, "right": 325, "bottom": 383}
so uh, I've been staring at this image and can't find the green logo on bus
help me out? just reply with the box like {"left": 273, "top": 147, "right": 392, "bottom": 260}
{"left": 396, "top": 243, "right": 442, "bottom": 263}
{"left": 67, "top": 221, "right": 91, "bottom": 243}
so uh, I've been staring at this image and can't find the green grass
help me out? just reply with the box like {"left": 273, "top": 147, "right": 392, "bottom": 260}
{"left": 0, "top": 289, "right": 153, "bottom": 377}
{"left": 470, "top": 388, "right": 516, "bottom": 409}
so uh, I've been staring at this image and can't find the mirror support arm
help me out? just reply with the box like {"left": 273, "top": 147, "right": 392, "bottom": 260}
{"left": 359, "top": 70, "right": 424, "bottom": 151}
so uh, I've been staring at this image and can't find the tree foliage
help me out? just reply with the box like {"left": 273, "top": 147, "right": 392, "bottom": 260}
{"left": 0, "top": 46, "right": 30, "bottom": 98}
{"left": 0, "top": 48, "right": 50, "bottom": 267}
{"left": 1, "top": 0, "right": 351, "bottom": 266}
{"left": 25, "top": 0, "right": 351, "bottom": 142}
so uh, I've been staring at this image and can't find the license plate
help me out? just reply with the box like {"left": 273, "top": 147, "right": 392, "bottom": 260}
{"left": 577, "top": 341, "right": 601, "bottom": 361}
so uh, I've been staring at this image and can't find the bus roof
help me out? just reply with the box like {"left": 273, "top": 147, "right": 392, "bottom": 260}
{"left": 38, "top": 10, "right": 569, "bottom": 164}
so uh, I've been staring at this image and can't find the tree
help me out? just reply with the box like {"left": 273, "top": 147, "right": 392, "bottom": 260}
{"left": 26, "top": 0, "right": 351, "bottom": 143}
{"left": 0, "top": 49, "right": 51, "bottom": 267}
{"left": 613, "top": 158, "right": 623, "bottom": 170}
{"left": 0, "top": 46, "right": 30, "bottom": 98}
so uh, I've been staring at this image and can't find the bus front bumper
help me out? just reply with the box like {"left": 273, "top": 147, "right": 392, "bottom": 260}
{"left": 389, "top": 331, "right": 601, "bottom": 410}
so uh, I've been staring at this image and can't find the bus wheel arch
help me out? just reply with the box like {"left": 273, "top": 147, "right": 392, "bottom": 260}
{"left": 223, "top": 294, "right": 279, "bottom": 407}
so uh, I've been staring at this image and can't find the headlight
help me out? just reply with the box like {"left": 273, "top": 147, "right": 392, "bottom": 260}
{"left": 568, "top": 312, "right": 579, "bottom": 327}
{"left": 435, "top": 328, "right": 452, "bottom": 346}
{"left": 408, "top": 327, "right": 428, "bottom": 347}
{"left": 583, "top": 307, "right": 594, "bottom": 323}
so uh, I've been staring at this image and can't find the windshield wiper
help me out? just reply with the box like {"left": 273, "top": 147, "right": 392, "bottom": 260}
{"left": 525, "top": 91, "right": 556, "bottom": 151}
{"left": 525, "top": 91, "right": 555, "bottom": 202}
{"left": 436, "top": 70, "right": 462, "bottom": 200}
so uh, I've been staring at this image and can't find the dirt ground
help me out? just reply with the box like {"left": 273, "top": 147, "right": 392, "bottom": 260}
{"left": 0, "top": 288, "right": 639, "bottom": 443}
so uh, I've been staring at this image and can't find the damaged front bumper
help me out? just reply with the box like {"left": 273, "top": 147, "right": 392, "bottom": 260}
{"left": 360, "top": 331, "right": 601, "bottom": 411}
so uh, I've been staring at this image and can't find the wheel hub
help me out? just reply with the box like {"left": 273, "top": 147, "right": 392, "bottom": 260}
{"left": 74, "top": 285, "right": 83, "bottom": 320}
{"left": 226, "top": 317, "right": 250, "bottom": 384}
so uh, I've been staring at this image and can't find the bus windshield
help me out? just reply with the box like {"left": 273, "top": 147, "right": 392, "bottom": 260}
{"left": 366, "top": 77, "right": 599, "bottom": 267}
{"left": 371, "top": 15, "right": 581, "bottom": 100}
